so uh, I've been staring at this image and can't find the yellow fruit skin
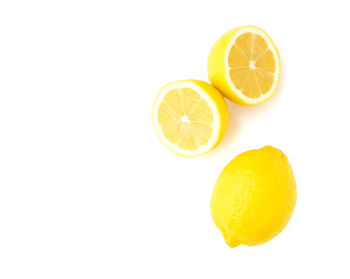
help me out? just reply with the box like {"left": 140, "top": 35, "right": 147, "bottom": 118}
{"left": 210, "top": 146, "right": 296, "bottom": 247}
{"left": 193, "top": 80, "right": 229, "bottom": 152}
{"left": 152, "top": 80, "right": 229, "bottom": 158}
{"left": 207, "top": 26, "right": 281, "bottom": 105}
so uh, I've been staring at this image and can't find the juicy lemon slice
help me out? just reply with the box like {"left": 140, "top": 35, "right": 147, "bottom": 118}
{"left": 152, "top": 80, "right": 229, "bottom": 157}
{"left": 208, "top": 26, "right": 280, "bottom": 105}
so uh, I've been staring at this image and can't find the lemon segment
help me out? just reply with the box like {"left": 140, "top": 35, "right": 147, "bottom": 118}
{"left": 152, "top": 80, "right": 229, "bottom": 157}
{"left": 211, "top": 146, "right": 296, "bottom": 247}
{"left": 208, "top": 26, "right": 281, "bottom": 105}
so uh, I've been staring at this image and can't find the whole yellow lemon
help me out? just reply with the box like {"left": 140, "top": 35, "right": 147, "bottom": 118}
{"left": 211, "top": 146, "right": 296, "bottom": 247}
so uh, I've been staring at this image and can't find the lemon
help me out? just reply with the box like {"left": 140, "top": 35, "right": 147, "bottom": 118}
{"left": 208, "top": 26, "right": 281, "bottom": 105}
{"left": 152, "top": 80, "right": 229, "bottom": 157}
{"left": 211, "top": 146, "right": 296, "bottom": 247}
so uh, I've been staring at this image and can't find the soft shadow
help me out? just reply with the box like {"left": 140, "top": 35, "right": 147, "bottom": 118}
{"left": 216, "top": 99, "right": 240, "bottom": 149}
{"left": 205, "top": 58, "right": 286, "bottom": 157}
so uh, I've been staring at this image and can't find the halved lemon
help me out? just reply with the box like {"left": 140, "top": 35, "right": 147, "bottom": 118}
{"left": 152, "top": 80, "right": 229, "bottom": 157}
{"left": 208, "top": 26, "right": 280, "bottom": 105}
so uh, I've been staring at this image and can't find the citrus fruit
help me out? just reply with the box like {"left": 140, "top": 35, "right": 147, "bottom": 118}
{"left": 211, "top": 146, "right": 296, "bottom": 247}
{"left": 152, "top": 80, "right": 229, "bottom": 157}
{"left": 208, "top": 25, "right": 281, "bottom": 105}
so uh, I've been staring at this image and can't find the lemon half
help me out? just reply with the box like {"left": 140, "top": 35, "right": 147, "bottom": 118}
{"left": 208, "top": 26, "right": 281, "bottom": 105}
{"left": 152, "top": 80, "right": 229, "bottom": 157}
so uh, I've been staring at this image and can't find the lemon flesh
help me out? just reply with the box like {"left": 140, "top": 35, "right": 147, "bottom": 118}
{"left": 152, "top": 80, "right": 229, "bottom": 157}
{"left": 208, "top": 26, "right": 280, "bottom": 105}
{"left": 211, "top": 146, "right": 296, "bottom": 247}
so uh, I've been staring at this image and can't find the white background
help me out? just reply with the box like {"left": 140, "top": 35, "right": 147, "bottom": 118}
{"left": 0, "top": 0, "right": 349, "bottom": 278}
